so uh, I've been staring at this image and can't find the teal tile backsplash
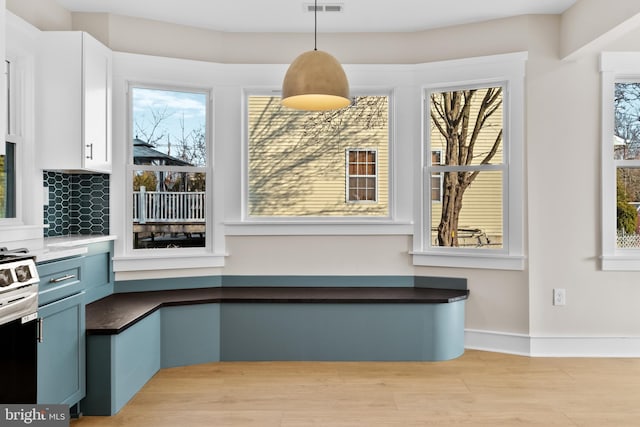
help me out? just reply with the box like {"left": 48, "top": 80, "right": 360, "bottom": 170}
{"left": 44, "top": 172, "right": 110, "bottom": 237}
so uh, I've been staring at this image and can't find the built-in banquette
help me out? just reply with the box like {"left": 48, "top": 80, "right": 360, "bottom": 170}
{"left": 81, "top": 276, "right": 469, "bottom": 416}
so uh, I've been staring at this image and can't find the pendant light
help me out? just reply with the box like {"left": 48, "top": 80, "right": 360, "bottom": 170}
{"left": 281, "top": 0, "right": 350, "bottom": 111}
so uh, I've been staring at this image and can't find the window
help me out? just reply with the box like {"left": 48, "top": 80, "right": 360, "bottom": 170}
{"left": 347, "top": 149, "right": 377, "bottom": 202}
{"left": 413, "top": 52, "right": 526, "bottom": 270}
{"left": 2, "top": 61, "right": 16, "bottom": 220}
{"left": 427, "top": 86, "right": 504, "bottom": 249}
{"left": 128, "top": 86, "right": 209, "bottom": 250}
{"left": 0, "top": 143, "right": 15, "bottom": 219}
{"left": 614, "top": 83, "right": 640, "bottom": 249}
{"left": 246, "top": 94, "right": 389, "bottom": 218}
{"left": 600, "top": 52, "right": 640, "bottom": 270}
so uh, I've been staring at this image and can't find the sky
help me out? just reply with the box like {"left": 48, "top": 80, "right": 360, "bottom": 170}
{"left": 132, "top": 87, "right": 207, "bottom": 157}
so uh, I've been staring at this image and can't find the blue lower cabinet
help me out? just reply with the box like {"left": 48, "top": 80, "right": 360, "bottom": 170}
{"left": 37, "top": 291, "right": 86, "bottom": 406}
{"left": 83, "top": 242, "right": 114, "bottom": 304}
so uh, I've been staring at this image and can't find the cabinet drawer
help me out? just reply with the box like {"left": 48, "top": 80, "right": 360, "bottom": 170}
{"left": 37, "top": 256, "right": 84, "bottom": 306}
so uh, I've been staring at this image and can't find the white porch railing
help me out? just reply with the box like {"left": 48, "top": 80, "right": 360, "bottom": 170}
{"left": 133, "top": 187, "right": 205, "bottom": 223}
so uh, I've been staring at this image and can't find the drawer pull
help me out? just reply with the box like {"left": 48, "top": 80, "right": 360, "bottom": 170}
{"left": 49, "top": 274, "right": 76, "bottom": 283}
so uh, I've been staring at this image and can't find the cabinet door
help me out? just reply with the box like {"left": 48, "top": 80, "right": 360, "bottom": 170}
{"left": 83, "top": 34, "right": 111, "bottom": 172}
{"left": 37, "top": 291, "right": 86, "bottom": 406}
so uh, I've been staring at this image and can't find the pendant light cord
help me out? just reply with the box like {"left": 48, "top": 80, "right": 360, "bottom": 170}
{"left": 314, "top": 0, "right": 318, "bottom": 51}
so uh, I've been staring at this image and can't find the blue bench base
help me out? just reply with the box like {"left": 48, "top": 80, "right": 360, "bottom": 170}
{"left": 83, "top": 286, "right": 467, "bottom": 415}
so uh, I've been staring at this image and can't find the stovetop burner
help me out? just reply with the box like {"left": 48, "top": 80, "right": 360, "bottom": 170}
{"left": 0, "top": 247, "right": 33, "bottom": 264}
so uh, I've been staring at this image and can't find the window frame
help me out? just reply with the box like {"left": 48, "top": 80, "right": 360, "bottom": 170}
{"left": 412, "top": 53, "right": 526, "bottom": 270}
{"left": 0, "top": 12, "right": 44, "bottom": 246}
{"left": 1, "top": 58, "right": 23, "bottom": 226}
{"left": 124, "top": 82, "right": 213, "bottom": 258}
{"left": 600, "top": 52, "right": 640, "bottom": 270}
{"left": 240, "top": 89, "right": 397, "bottom": 228}
{"left": 346, "top": 148, "right": 378, "bottom": 204}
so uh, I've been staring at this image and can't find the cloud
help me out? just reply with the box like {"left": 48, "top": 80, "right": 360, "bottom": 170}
{"left": 133, "top": 87, "right": 207, "bottom": 117}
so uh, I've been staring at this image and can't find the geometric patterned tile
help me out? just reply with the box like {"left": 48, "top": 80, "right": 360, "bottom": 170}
{"left": 43, "top": 171, "right": 110, "bottom": 237}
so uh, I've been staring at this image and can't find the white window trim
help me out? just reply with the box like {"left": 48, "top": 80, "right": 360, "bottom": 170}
{"left": 346, "top": 148, "right": 378, "bottom": 203}
{"left": 114, "top": 81, "right": 224, "bottom": 272}
{"left": 412, "top": 52, "right": 527, "bottom": 270}
{"left": 0, "top": 12, "right": 42, "bottom": 245}
{"left": 600, "top": 52, "right": 640, "bottom": 271}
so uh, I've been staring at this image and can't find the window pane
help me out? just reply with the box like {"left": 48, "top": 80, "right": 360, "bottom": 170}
{"left": 0, "top": 142, "right": 16, "bottom": 219}
{"left": 428, "top": 87, "right": 504, "bottom": 250}
{"left": 132, "top": 87, "right": 207, "bottom": 167}
{"left": 614, "top": 83, "right": 640, "bottom": 160}
{"left": 616, "top": 167, "right": 640, "bottom": 248}
{"left": 430, "top": 171, "right": 503, "bottom": 249}
{"left": 132, "top": 170, "right": 205, "bottom": 249}
{"left": 430, "top": 173, "right": 441, "bottom": 202}
{"left": 247, "top": 95, "right": 388, "bottom": 217}
{"left": 430, "top": 87, "right": 503, "bottom": 166}
{"left": 130, "top": 87, "right": 208, "bottom": 251}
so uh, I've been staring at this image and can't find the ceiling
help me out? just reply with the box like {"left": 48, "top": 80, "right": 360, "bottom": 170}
{"left": 54, "top": 0, "right": 577, "bottom": 33}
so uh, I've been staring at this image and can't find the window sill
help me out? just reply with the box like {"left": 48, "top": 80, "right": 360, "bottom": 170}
{"left": 113, "top": 252, "right": 226, "bottom": 272}
{"left": 0, "top": 224, "right": 46, "bottom": 244}
{"left": 224, "top": 221, "right": 413, "bottom": 236}
{"left": 601, "top": 255, "right": 640, "bottom": 271}
{"left": 412, "top": 251, "right": 526, "bottom": 270}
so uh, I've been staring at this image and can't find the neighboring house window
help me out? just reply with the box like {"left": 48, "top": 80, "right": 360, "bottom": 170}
{"left": 128, "top": 85, "right": 209, "bottom": 250}
{"left": 430, "top": 150, "right": 442, "bottom": 202}
{"left": 246, "top": 94, "right": 389, "bottom": 218}
{"left": 413, "top": 52, "right": 526, "bottom": 270}
{"left": 347, "top": 149, "right": 377, "bottom": 202}
{"left": 600, "top": 53, "right": 640, "bottom": 270}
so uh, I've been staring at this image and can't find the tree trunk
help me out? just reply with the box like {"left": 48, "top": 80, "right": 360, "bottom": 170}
{"left": 437, "top": 171, "right": 466, "bottom": 246}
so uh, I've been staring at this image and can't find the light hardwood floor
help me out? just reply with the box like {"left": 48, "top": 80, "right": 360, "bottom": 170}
{"left": 71, "top": 350, "right": 640, "bottom": 426}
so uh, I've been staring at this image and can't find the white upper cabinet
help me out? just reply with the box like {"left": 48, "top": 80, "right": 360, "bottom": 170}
{"left": 38, "top": 32, "right": 112, "bottom": 173}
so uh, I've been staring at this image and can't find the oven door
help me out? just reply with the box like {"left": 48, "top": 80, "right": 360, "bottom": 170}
{"left": 0, "top": 316, "right": 38, "bottom": 403}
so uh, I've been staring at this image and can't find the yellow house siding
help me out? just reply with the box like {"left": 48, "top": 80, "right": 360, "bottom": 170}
{"left": 248, "top": 96, "right": 389, "bottom": 217}
{"left": 429, "top": 87, "right": 504, "bottom": 246}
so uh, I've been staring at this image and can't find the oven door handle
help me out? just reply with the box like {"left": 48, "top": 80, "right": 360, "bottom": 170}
{"left": 37, "top": 318, "right": 44, "bottom": 343}
{"left": 49, "top": 274, "right": 76, "bottom": 283}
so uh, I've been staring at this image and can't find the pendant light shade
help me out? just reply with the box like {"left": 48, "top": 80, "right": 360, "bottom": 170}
{"left": 282, "top": 50, "right": 350, "bottom": 111}
{"left": 281, "top": 0, "right": 350, "bottom": 111}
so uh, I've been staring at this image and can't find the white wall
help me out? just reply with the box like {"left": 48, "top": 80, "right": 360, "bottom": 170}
{"left": 6, "top": 0, "right": 71, "bottom": 31}
{"left": 528, "top": 22, "right": 640, "bottom": 341}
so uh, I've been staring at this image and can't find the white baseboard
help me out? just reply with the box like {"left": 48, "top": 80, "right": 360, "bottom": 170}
{"left": 465, "top": 329, "right": 531, "bottom": 356}
{"left": 466, "top": 329, "right": 640, "bottom": 357}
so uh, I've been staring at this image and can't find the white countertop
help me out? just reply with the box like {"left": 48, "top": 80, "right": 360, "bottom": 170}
{"left": 44, "top": 234, "right": 117, "bottom": 248}
{"left": 34, "top": 235, "right": 117, "bottom": 262}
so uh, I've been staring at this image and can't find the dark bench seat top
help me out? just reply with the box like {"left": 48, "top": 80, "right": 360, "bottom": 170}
{"left": 85, "top": 287, "right": 470, "bottom": 335}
